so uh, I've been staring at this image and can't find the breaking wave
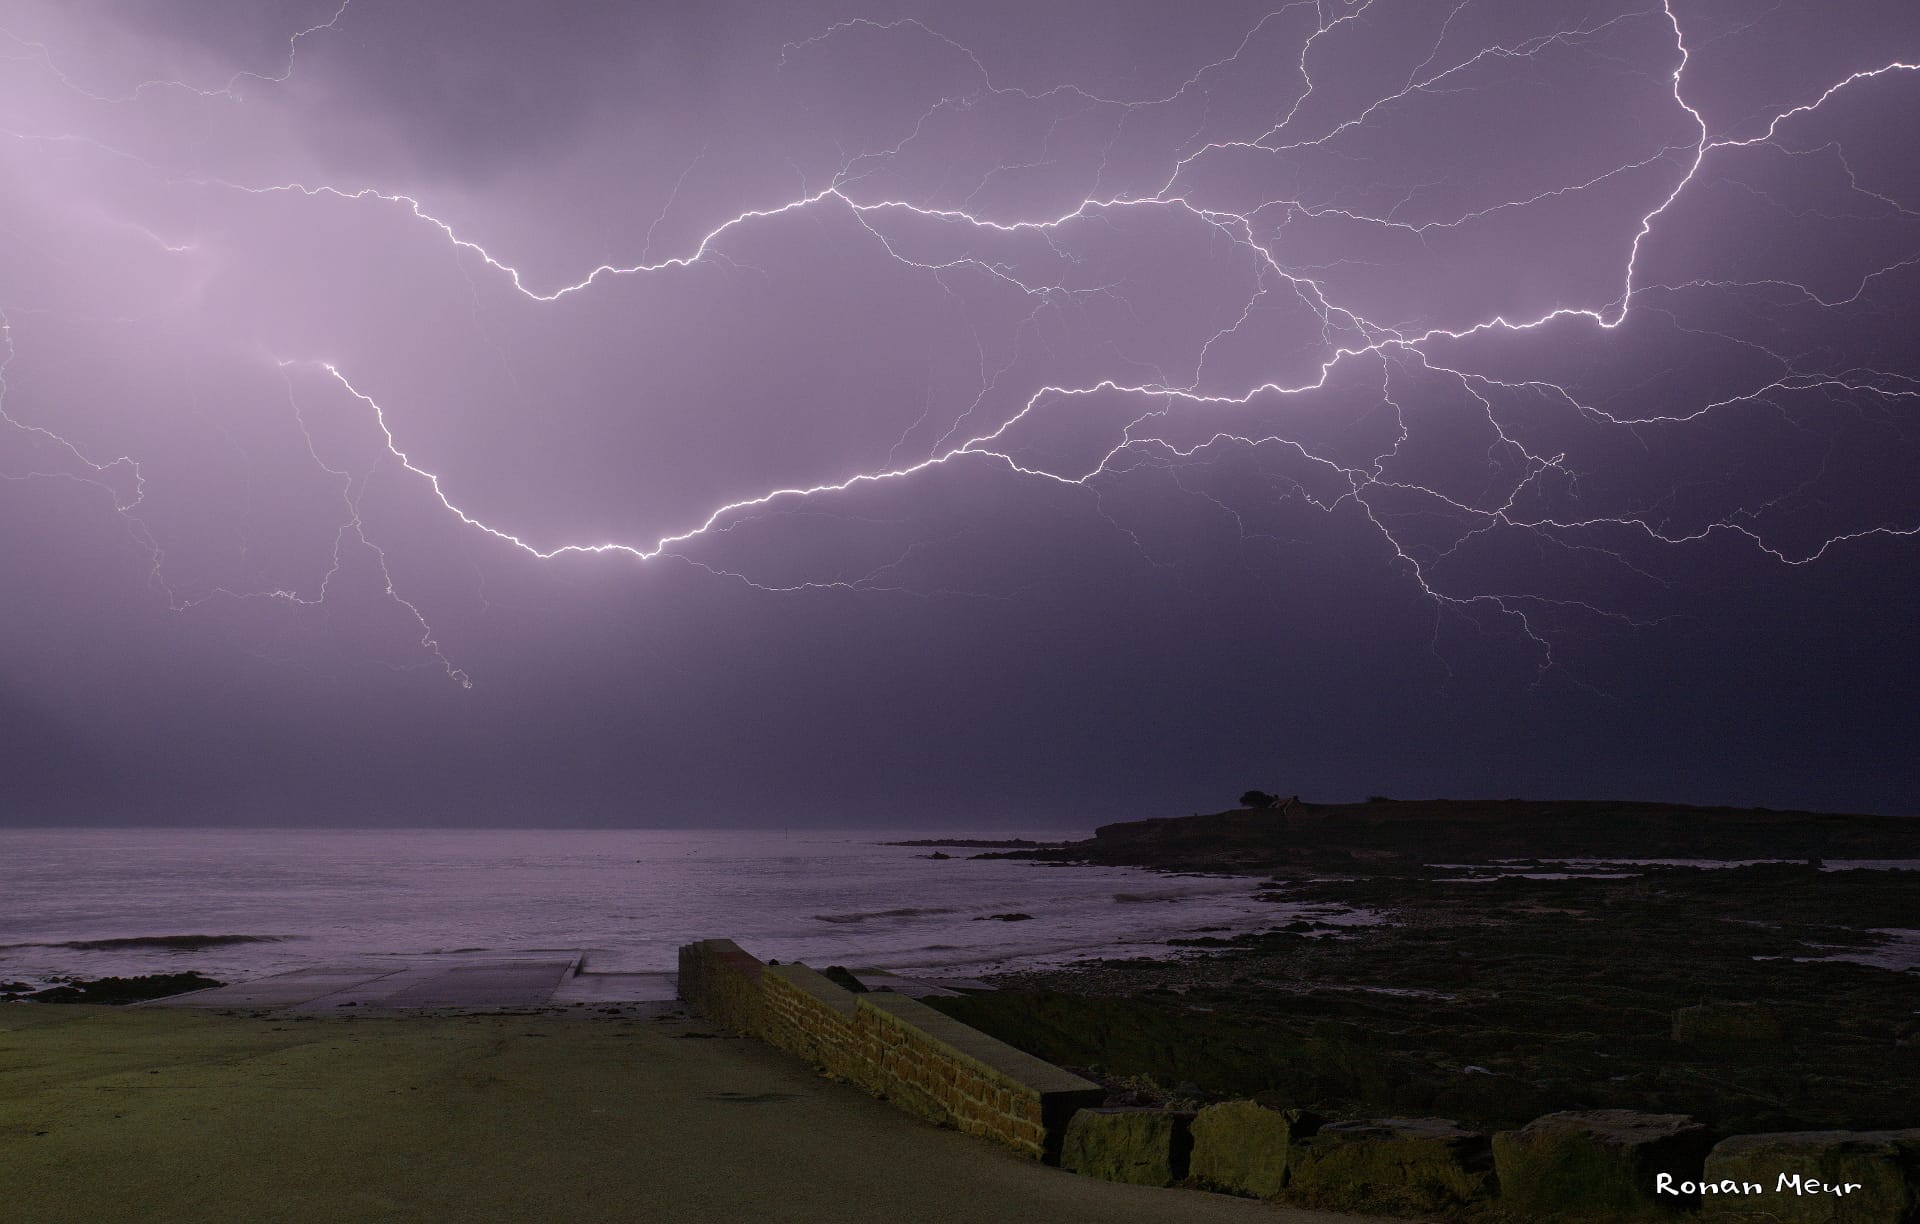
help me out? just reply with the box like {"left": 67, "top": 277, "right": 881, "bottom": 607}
{"left": 811, "top": 906, "right": 958, "bottom": 925}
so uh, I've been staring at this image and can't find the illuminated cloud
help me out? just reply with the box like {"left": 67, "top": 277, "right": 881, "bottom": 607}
{"left": 2, "top": 1, "right": 1915, "bottom": 822}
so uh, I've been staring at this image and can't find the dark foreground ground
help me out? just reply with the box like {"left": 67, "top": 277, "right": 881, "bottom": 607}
{"left": 0, "top": 1004, "right": 1400, "bottom": 1224}
{"left": 933, "top": 801, "right": 1918, "bottom": 1138}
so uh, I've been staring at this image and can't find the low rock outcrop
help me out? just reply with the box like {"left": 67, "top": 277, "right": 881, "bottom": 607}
{"left": 1673, "top": 1001, "right": 1787, "bottom": 1046}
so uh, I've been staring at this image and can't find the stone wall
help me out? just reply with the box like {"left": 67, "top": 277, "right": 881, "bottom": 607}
{"left": 761, "top": 964, "right": 866, "bottom": 1084}
{"left": 856, "top": 990, "right": 1101, "bottom": 1161}
{"left": 675, "top": 940, "right": 1101, "bottom": 1161}
{"left": 675, "top": 938, "right": 765, "bottom": 1036}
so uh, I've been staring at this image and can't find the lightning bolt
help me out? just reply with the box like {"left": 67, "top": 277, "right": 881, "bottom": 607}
{"left": 4, "top": 0, "right": 1915, "bottom": 685}
{"left": 0, "top": 0, "right": 351, "bottom": 105}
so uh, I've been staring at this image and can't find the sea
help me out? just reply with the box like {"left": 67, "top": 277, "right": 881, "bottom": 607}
{"left": 0, "top": 827, "right": 1359, "bottom": 991}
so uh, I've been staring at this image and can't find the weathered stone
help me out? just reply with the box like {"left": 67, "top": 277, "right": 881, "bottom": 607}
{"left": 1673, "top": 1001, "right": 1786, "bottom": 1045}
{"left": 1699, "top": 1129, "right": 1920, "bottom": 1223}
{"left": 856, "top": 991, "right": 1103, "bottom": 1161}
{"left": 1494, "top": 1109, "right": 1714, "bottom": 1216}
{"left": 1189, "top": 1099, "right": 1319, "bottom": 1197}
{"left": 1061, "top": 1107, "right": 1195, "bottom": 1186}
{"left": 1287, "top": 1117, "right": 1493, "bottom": 1213}
{"left": 761, "top": 964, "right": 865, "bottom": 1083}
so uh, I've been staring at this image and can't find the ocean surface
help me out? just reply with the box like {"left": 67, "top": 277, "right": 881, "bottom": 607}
{"left": 0, "top": 828, "right": 1361, "bottom": 990}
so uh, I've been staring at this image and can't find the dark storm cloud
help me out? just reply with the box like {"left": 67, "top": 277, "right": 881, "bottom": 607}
{"left": 1, "top": 0, "right": 1915, "bottom": 825}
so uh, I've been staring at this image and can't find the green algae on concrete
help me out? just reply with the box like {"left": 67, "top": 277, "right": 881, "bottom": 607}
{"left": 0, "top": 1006, "right": 1320, "bottom": 1224}
{"left": 1061, "top": 1107, "right": 1195, "bottom": 1186}
{"left": 1493, "top": 1109, "right": 1714, "bottom": 1218}
{"left": 1189, "top": 1099, "right": 1319, "bottom": 1198}
{"left": 1700, "top": 1129, "right": 1920, "bottom": 1223}
{"left": 1286, "top": 1117, "right": 1493, "bottom": 1215}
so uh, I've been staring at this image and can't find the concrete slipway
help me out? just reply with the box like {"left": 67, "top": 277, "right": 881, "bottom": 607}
{"left": 0, "top": 960, "right": 1407, "bottom": 1223}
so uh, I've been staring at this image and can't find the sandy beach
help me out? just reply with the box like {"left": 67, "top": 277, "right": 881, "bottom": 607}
{"left": 0, "top": 1002, "right": 1405, "bottom": 1224}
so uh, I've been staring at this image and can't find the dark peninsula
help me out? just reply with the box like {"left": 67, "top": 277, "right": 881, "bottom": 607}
{"left": 997, "top": 797, "right": 1917, "bottom": 874}
{"left": 938, "top": 798, "right": 1919, "bottom": 1143}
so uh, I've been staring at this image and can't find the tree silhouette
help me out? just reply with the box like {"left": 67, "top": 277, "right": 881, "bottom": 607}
{"left": 1239, "top": 789, "right": 1279, "bottom": 809}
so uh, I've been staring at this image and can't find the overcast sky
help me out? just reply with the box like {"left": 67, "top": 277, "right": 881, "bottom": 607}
{"left": 2, "top": 0, "right": 1916, "bottom": 826}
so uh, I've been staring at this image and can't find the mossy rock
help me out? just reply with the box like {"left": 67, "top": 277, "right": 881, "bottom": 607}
{"left": 1673, "top": 1002, "right": 1786, "bottom": 1046}
{"left": 1287, "top": 1116, "right": 1494, "bottom": 1214}
{"left": 1700, "top": 1129, "right": 1920, "bottom": 1223}
{"left": 1494, "top": 1109, "right": 1713, "bottom": 1218}
{"left": 1061, "top": 1107, "right": 1194, "bottom": 1186}
{"left": 1189, "top": 1099, "right": 1320, "bottom": 1197}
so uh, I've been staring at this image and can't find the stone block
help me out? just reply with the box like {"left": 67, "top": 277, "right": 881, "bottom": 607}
{"left": 1288, "top": 1117, "right": 1492, "bottom": 1213}
{"left": 1698, "top": 1129, "right": 1920, "bottom": 1223}
{"left": 1494, "top": 1109, "right": 1714, "bottom": 1217}
{"left": 1189, "top": 1099, "right": 1319, "bottom": 1198}
{"left": 1062, "top": 1107, "right": 1196, "bottom": 1186}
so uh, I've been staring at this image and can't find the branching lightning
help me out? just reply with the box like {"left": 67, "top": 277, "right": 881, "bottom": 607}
{"left": 0, "top": 0, "right": 350, "bottom": 104}
{"left": 4, "top": 0, "right": 1916, "bottom": 684}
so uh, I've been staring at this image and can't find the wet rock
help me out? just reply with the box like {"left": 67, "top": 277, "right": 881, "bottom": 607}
{"left": 1061, "top": 1107, "right": 1194, "bottom": 1186}
{"left": 942, "top": 861, "right": 1920, "bottom": 1136}
{"left": 1674, "top": 1002, "right": 1787, "bottom": 1045}
{"left": 1288, "top": 1116, "right": 1493, "bottom": 1213}
{"left": 1189, "top": 1099, "right": 1319, "bottom": 1198}
{"left": 1494, "top": 1108, "right": 1714, "bottom": 1216}
{"left": 1699, "top": 1129, "right": 1920, "bottom": 1223}
{"left": 23, "top": 972, "right": 223, "bottom": 1005}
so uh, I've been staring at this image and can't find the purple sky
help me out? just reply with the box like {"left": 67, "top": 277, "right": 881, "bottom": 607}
{"left": 2, "top": 0, "right": 1916, "bottom": 826}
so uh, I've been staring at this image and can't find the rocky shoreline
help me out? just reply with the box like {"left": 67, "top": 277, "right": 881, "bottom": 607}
{"left": 982, "top": 797, "right": 1918, "bottom": 874}
{"left": 932, "top": 802, "right": 1918, "bottom": 1140}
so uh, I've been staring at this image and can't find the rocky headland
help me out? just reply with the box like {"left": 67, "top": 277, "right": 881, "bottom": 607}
{"left": 937, "top": 800, "right": 1918, "bottom": 1142}
{"left": 993, "top": 797, "right": 1918, "bottom": 875}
